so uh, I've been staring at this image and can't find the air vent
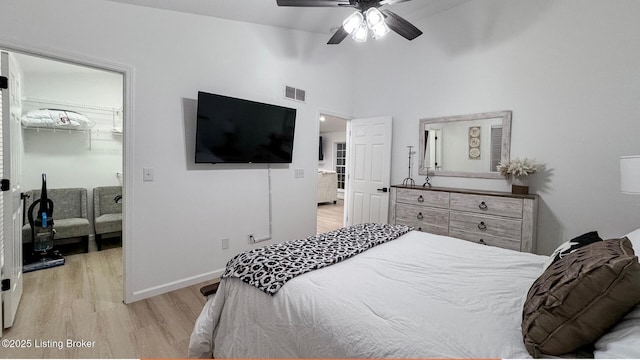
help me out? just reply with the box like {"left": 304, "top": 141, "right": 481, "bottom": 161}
{"left": 285, "top": 86, "right": 296, "bottom": 99}
{"left": 284, "top": 85, "right": 306, "bottom": 103}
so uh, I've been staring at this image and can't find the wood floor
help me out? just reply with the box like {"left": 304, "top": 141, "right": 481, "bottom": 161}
{"left": 317, "top": 199, "right": 344, "bottom": 234}
{"left": 1, "top": 247, "right": 209, "bottom": 358}
{"left": 1, "top": 203, "right": 343, "bottom": 358}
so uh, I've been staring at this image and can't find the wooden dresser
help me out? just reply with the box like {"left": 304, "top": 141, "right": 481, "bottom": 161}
{"left": 389, "top": 185, "right": 538, "bottom": 253}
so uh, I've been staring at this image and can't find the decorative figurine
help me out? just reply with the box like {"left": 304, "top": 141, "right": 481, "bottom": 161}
{"left": 423, "top": 167, "right": 432, "bottom": 188}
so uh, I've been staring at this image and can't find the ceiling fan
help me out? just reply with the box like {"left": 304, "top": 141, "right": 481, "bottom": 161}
{"left": 276, "top": 0, "right": 423, "bottom": 44}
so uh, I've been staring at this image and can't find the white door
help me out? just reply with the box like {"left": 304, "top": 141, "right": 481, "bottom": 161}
{"left": 1, "top": 51, "right": 23, "bottom": 330}
{"left": 346, "top": 116, "right": 392, "bottom": 225}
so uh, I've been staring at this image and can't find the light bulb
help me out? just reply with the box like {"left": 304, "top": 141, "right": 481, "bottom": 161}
{"left": 371, "top": 22, "right": 390, "bottom": 39}
{"left": 365, "top": 8, "right": 385, "bottom": 28}
{"left": 352, "top": 22, "right": 369, "bottom": 42}
{"left": 343, "top": 11, "right": 364, "bottom": 34}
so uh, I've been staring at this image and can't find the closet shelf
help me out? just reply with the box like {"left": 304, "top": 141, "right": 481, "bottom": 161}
{"left": 21, "top": 97, "right": 124, "bottom": 151}
{"left": 22, "top": 97, "right": 122, "bottom": 114}
{"left": 22, "top": 126, "right": 91, "bottom": 133}
{"left": 21, "top": 97, "right": 123, "bottom": 133}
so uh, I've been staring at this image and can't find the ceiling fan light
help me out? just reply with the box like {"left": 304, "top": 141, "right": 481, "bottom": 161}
{"left": 343, "top": 11, "right": 364, "bottom": 34}
{"left": 371, "top": 22, "right": 390, "bottom": 39}
{"left": 365, "top": 7, "right": 385, "bottom": 28}
{"left": 352, "top": 22, "right": 369, "bottom": 42}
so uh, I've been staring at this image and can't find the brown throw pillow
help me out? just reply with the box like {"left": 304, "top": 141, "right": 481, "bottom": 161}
{"left": 522, "top": 238, "right": 640, "bottom": 357}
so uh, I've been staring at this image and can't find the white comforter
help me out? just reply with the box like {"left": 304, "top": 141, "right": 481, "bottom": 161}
{"left": 189, "top": 230, "right": 548, "bottom": 358}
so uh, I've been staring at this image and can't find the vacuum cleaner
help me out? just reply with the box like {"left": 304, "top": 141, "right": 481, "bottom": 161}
{"left": 23, "top": 174, "right": 65, "bottom": 273}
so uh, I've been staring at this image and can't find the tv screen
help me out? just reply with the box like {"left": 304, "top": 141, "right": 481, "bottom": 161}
{"left": 195, "top": 92, "right": 296, "bottom": 164}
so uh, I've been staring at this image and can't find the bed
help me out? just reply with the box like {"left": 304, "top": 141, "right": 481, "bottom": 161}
{"left": 188, "top": 225, "right": 640, "bottom": 358}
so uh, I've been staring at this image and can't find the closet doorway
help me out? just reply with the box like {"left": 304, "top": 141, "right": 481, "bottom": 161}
{"left": 0, "top": 48, "right": 126, "bottom": 330}
{"left": 317, "top": 112, "right": 348, "bottom": 234}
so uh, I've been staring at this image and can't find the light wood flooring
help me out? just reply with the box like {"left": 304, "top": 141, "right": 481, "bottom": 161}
{"left": 1, "top": 247, "right": 209, "bottom": 358}
{"left": 1, "top": 203, "right": 343, "bottom": 358}
{"left": 317, "top": 199, "right": 344, "bottom": 234}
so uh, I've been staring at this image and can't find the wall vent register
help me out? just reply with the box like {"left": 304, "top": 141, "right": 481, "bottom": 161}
{"left": 284, "top": 85, "right": 306, "bottom": 102}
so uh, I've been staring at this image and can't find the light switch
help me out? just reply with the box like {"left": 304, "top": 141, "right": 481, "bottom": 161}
{"left": 143, "top": 167, "right": 154, "bottom": 182}
{"left": 294, "top": 168, "right": 304, "bottom": 178}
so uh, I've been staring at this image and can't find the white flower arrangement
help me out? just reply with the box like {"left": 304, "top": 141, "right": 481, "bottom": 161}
{"left": 496, "top": 157, "right": 541, "bottom": 178}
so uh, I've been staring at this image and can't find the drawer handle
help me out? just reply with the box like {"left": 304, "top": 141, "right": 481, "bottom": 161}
{"left": 478, "top": 201, "right": 488, "bottom": 210}
{"left": 478, "top": 221, "right": 487, "bottom": 230}
{"left": 417, "top": 195, "right": 424, "bottom": 203}
{"left": 479, "top": 239, "right": 487, "bottom": 245}
{"left": 417, "top": 212, "right": 424, "bottom": 220}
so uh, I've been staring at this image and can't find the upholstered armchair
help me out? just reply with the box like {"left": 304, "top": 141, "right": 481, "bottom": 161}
{"left": 317, "top": 170, "right": 338, "bottom": 204}
{"left": 93, "top": 186, "right": 123, "bottom": 251}
{"left": 22, "top": 188, "right": 91, "bottom": 253}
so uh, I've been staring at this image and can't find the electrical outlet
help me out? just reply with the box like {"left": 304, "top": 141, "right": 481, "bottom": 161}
{"left": 221, "top": 237, "right": 229, "bottom": 250}
{"left": 143, "top": 167, "right": 154, "bottom": 182}
{"left": 294, "top": 168, "right": 304, "bottom": 178}
{"left": 248, "top": 233, "right": 255, "bottom": 243}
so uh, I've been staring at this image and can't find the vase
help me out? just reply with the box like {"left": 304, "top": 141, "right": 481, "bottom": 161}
{"left": 511, "top": 176, "right": 529, "bottom": 195}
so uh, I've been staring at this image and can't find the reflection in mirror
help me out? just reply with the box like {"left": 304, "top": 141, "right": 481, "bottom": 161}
{"left": 419, "top": 111, "right": 511, "bottom": 179}
{"left": 423, "top": 128, "right": 442, "bottom": 169}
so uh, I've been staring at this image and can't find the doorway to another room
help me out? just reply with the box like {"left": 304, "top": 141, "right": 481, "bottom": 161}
{"left": 0, "top": 49, "right": 125, "bottom": 335}
{"left": 317, "top": 113, "right": 348, "bottom": 234}
{"left": 13, "top": 52, "right": 125, "bottom": 254}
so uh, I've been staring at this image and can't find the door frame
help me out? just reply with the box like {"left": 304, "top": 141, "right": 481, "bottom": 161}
{"left": 315, "top": 109, "right": 352, "bottom": 232}
{"left": 0, "top": 36, "right": 136, "bottom": 303}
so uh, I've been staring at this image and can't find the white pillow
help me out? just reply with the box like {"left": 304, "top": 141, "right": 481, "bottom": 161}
{"left": 594, "top": 305, "right": 640, "bottom": 358}
{"left": 593, "top": 228, "right": 640, "bottom": 359}
{"left": 626, "top": 227, "right": 640, "bottom": 252}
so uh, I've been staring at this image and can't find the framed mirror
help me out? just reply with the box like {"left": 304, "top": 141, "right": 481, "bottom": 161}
{"left": 418, "top": 110, "right": 511, "bottom": 179}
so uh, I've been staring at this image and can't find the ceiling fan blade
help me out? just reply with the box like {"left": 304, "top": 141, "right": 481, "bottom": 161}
{"left": 379, "top": 0, "right": 410, "bottom": 5}
{"left": 381, "top": 9, "right": 423, "bottom": 40}
{"left": 327, "top": 27, "right": 349, "bottom": 44}
{"left": 276, "top": 0, "right": 352, "bottom": 7}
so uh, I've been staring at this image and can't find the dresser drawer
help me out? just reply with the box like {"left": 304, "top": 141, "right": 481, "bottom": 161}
{"left": 450, "top": 193, "right": 523, "bottom": 218}
{"left": 449, "top": 211, "right": 522, "bottom": 241}
{"left": 396, "top": 188, "right": 449, "bottom": 209}
{"left": 396, "top": 204, "right": 449, "bottom": 235}
{"left": 449, "top": 229, "right": 521, "bottom": 251}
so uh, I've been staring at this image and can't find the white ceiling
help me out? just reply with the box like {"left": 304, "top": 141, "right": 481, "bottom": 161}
{"left": 10, "top": 0, "right": 469, "bottom": 74}
{"left": 106, "top": 0, "right": 468, "bottom": 35}
{"left": 320, "top": 113, "right": 348, "bottom": 133}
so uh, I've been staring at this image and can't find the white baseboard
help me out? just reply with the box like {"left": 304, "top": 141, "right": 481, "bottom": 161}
{"left": 129, "top": 268, "right": 225, "bottom": 303}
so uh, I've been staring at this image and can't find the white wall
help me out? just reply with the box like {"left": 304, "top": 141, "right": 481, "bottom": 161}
{"left": 0, "top": 0, "right": 357, "bottom": 300}
{"left": 3, "top": 0, "right": 639, "bottom": 300}
{"left": 351, "top": 0, "right": 640, "bottom": 254}
{"left": 436, "top": 118, "right": 502, "bottom": 173}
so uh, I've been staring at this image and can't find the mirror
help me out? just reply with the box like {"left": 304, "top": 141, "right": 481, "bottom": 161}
{"left": 418, "top": 110, "right": 511, "bottom": 179}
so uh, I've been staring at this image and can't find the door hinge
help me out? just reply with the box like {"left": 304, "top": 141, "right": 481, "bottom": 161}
{"left": 0, "top": 76, "right": 7, "bottom": 89}
{"left": 1, "top": 279, "right": 9, "bottom": 292}
{"left": 1, "top": 179, "right": 10, "bottom": 191}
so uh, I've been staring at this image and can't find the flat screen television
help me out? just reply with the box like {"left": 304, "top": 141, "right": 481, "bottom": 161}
{"left": 195, "top": 92, "right": 296, "bottom": 164}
